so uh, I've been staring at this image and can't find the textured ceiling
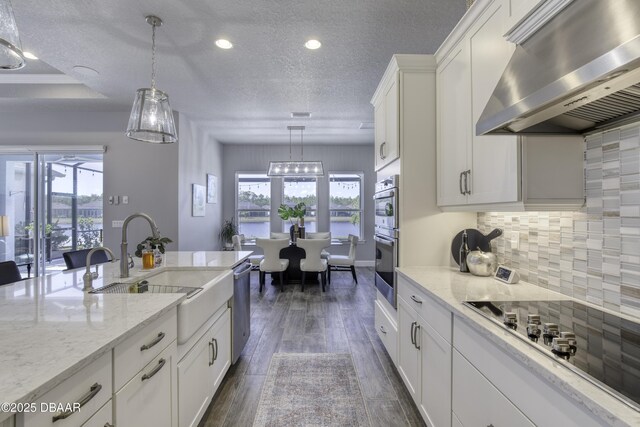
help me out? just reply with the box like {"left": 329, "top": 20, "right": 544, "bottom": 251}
{"left": 10, "top": 0, "right": 466, "bottom": 144}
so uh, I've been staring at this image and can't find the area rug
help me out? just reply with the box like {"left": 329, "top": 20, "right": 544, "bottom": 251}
{"left": 253, "top": 353, "right": 370, "bottom": 426}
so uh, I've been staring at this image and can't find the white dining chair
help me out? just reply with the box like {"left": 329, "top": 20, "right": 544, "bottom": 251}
{"left": 270, "top": 232, "right": 290, "bottom": 239}
{"left": 296, "top": 238, "right": 330, "bottom": 292}
{"left": 256, "top": 238, "right": 290, "bottom": 292}
{"left": 232, "top": 234, "right": 263, "bottom": 270}
{"left": 328, "top": 234, "right": 359, "bottom": 284}
{"left": 306, "top": 232, "right": 331, "bottom": 260}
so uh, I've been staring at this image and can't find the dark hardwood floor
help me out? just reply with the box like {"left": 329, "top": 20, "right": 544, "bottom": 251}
{"left": 199, "top": 267, "right": 424, "bottom": 427}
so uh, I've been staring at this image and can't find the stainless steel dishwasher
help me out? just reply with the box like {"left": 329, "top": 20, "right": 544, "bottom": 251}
{"left": 230, "top": 261, "right": 251, "bottom": 364}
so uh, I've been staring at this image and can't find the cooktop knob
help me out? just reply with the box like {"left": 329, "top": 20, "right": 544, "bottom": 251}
{"left": 527, "top": 323, "right": 541, "bottom": 341}
{"left": 543, "top": 323, "right": 559, "bottom": 336}
{"left": 503, "top": 312, "right": 518, "bottom": 329}
{"left": 527, "top": 314, "right": 541, "bottom": 325}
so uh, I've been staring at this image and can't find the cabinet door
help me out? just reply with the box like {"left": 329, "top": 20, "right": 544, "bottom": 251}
{"left": 210, "top": 309, "right": 232, "bottom": 390}
{"left": 419, "top": 321, "right": 451, "bottom": 427}
{"left": 374, "top": 98, "right": 385, "bottom": 170}
{"left": 436, "top": 41, "right": 470, "bottom": 206}
{"left": 383, "top": 76, "right": 399, "bottom": 164}
{"left": 178, "top": 331, "right": 215, "bottom": 427}
{"left": 115, "top": 344, "right": 177, "bottom": 427}
{"left": 506, "top": 0, "right": 544, "bottom": 29}
{"left": 468, "top": 0, "right": 520, "bottom": 205}
{"left": 397, "top": 298, "right": 421, "bottom": 403}
{"left": 81, "top": 400, "right": 112, "bottom": 427}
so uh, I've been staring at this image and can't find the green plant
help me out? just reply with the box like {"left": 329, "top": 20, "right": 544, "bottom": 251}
{"left": 277, "top": 202, "right": 306, "bottom": 225}
{"left": 135, "top": 235, "right": 173, "bottom": 258}
{"left": 24, "top": 220, "right": 68, "bottom": 250}
{"left": 77, "top": 217, "right": 102, "bottom": 249}
{"left": 219, "top": 218, "right": 238, "bottom": 246}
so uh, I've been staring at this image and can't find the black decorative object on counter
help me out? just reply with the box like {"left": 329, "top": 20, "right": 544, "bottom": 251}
{"left": 451, "top": 228, "right": 502, "bottom": 266}
{"left": 459, "top": 230, "right": 470, "bottom": 273}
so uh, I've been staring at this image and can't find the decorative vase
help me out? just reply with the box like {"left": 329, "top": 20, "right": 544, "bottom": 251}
{"left": 290, "top": 224, "right": 300, "bottom": 243}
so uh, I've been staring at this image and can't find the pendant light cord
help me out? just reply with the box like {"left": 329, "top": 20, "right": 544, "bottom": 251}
{"left": 289, "top": 128, "right": 292, "bottom": 160}
{"left": 151, "top": 22, "right": 157, "bottom": 90}
{"left": 300, "top": 128, "right": 304, "bottom": 160}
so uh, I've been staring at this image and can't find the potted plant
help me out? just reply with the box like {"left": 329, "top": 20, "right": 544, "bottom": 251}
{"left": 135, "top": 234, "right": 173, "bottom": 267}
{"left": 219, "top": 218, "right": 238, "bottom": 249}
{"left": 278, "top": 202, "right": 306, "bottom": 241}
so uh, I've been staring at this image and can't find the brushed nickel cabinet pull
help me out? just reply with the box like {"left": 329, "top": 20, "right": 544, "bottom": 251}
{"left": 379, "top": 325, "right": 387, "bottom": 334}
{"left": 459, "top": 171, "right": 464, "bottom": 195}
{"left": 52, "top": 382, "right": 102, "bottom": 422}
{"left": 140, "top": 331, "right": 165, "bottom": 351}
{"left": 213, "top": 338, "right": 218, "bottom": 362}
{"left": 414, "top": 324, "right": 421, "bottom": 350}
{"left": 209, "top": 340, "right": 215, "bottom": 366}
{"left": 410, "top": 295, "right": 423, "bottom": 304}
{"left": 464, "top": 170, "right": 471, "bottom": 195}
{"left": 141, "top": 358, "right": 166, "bottom": 381}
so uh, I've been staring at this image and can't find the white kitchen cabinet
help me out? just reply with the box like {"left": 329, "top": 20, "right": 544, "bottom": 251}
{"left": 178, "top": 308, "right": 231, "bottom": 427}
{"left": 115, "top": 343, "right": 178, "bottom": 427}
{"left": 373, "top": 71, "right": 400, "bottom": 170}
{"left": 435, "top": 0, "right": 584, "bottom": 211}
{"left": 454, "top": 316, "right": 603, "bottom": 427}
{"left": 17, "top": 351, "right": 112, "bottom": 427}
{"left": 374, "top": 299, "right": 398, "bottom": 365}
{"left": 453, "top": 350, "right": 533, "bottom": 427}
{"left": 80, "top": 400, "right": 112, "bottom": 427}
{"left": 397, "top": 275, "right": 453, "bottom": 427}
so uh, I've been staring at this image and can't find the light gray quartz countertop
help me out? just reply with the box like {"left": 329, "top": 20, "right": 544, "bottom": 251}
{"left": 0, "top": 251, "right": 251, "bottom": 420}
{"left": 396, "top": 266, "right": 640, "bottom": 427}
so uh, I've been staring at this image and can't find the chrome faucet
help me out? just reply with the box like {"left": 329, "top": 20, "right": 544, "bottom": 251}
{"left": 120, "top": 212, "right": 160, "bottom": 278}
{"left": 83, "top": 247, "right": 116, "bottom": 291}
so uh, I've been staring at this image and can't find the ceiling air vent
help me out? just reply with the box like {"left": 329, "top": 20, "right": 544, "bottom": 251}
{"left": 291, "top": 112, "right": 311, "bottom": 118}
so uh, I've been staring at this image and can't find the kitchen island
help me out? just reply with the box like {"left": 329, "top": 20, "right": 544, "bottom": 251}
{"left": 394, "top": 267, "right": 640, "bottom": 427}
{"left": 0, "top": 251, "right": 251, "bottom": 426}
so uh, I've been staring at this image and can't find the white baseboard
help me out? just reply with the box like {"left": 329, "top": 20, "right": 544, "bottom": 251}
{"left": 355, "top": 260, "right": 374, "bottom": 267}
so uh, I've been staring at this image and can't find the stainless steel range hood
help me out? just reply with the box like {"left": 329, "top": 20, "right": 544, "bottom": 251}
{"left": 477, "top": 0, "right": 640, "bottom": 136}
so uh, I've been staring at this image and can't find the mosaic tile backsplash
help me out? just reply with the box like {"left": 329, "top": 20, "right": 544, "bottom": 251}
{"left": 477, "top": 125, "right": 640, "bottom": 318}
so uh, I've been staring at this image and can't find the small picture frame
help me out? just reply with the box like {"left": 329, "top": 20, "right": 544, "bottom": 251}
{"left": 207, "top": 174, "right": 217, "bottom": 204}
{"left": 192, "top": 184, "right": 206, "bottom": 217}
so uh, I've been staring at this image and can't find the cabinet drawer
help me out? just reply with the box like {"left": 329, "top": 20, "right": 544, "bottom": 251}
{"left": 453, "top": 350, "right": 534, "bottom": 427}
{"left": 375, "top": 300, "right": 398, "bottom": 365}
{"left": 115, "top": 343, "right": 177, "bottom": 427}
{"left": 18, "top": 351, "right": 112, "bottom": 427}
{"left": 81, "top": 400, "right": 111, "bottom": 427}
{"left": 397, "top": 275, "right": 451, "bottom": 342}
{"left": 114, "top": 308, "right": 177, "bottom": 391}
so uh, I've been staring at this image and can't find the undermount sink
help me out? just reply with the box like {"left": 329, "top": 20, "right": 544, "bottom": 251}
{"left": 92, "top": 269, "right": 234, "bottom": 345}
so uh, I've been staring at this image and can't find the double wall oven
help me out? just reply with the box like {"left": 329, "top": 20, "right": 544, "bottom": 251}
{"left": 374, "top": 175, "right": 399, "bottom": 308}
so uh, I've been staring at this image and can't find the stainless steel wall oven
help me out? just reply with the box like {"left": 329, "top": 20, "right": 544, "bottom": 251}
{"left": 374, "top": 175, "right": 399, "bottom": 308}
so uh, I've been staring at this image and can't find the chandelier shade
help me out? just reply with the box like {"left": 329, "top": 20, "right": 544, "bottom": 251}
{"left": 267, "top": 126, "right": 324, "bottom": 177}
{"left": 126, "top": 15, "right": 178, "bottom": 144}
{"left": 0, "top": 0, "right": 25, "bottom": 70}
{"left": 126, "top": 88, "right": 177, "bottom": 143}
{"left": 267, "top": 160, "right": 324, "bottom": 177}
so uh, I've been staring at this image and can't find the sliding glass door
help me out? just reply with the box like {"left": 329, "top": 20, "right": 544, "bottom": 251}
{"left": 0, "top": 150, "right": 103, "bottom": 277}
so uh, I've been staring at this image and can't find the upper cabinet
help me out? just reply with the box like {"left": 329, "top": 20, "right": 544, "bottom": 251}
{"left": 436, "top": 0, "right": 585, "bottom": 211}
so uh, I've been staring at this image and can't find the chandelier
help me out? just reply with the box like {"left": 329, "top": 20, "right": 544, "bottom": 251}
{"left": 126, "top": 15, "right": 178, "bottom": 144}
{"left": 267, "top": 126, "right": 324, "bottom": 177}
{"left": 0, "top": 0, "right": 25, "bottom": 69}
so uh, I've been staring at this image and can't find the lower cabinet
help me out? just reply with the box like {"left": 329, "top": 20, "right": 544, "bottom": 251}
{"left": 115, "top": 343, "right": 178, "bottom": 427}
{"left": 81, "top": 400, "right": 112, "bottom": 427}
{"left": 397, "top": 294, "right": 451, "bottom": 427}
{"left": 452, "top": 350, "right": 533, "bottom": 427}
{"left": 374, "top": 299, "right": 398, "bottom": 365}
{"left": 178, "top": 308, "right": 231, "bottom": 427}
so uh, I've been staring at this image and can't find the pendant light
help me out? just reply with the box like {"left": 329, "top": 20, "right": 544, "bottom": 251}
{"left": 126, "top": 15, "right": 177, "bottom": 144}
{"left": 0, "top": 0, "right": 25, "bottom": 69}
{"left": 267, "top": 126, "right": 324, "bottom": 177}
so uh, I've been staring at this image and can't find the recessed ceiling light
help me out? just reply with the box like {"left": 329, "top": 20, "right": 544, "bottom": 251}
{"left": 215, "top": 39, "right": 233, "bottom": 49}
{"left": 72, "top": 65, "right": 100, "bottom": 76}
{"left": 304, "top": 39, "right": 321, "bottom": 50}
{"left": 23, "top": 51, "right": 38, "bottom": 60}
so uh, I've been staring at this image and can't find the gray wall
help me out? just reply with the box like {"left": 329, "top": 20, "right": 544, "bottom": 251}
{"left": 178, "top": 114, "right": 224, "bottom": 250}
{"left": 222, "top": 144, "right": 375, "bottom": 262}
{"left": 0, "top": 110, "right": 180, "bottom": 254}
{"left": 478, "top": 124, "right": 640, "bottom": 318}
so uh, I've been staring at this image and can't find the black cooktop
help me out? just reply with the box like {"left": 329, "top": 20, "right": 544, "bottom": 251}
{"left": 465, "top": 300, "right": 640, "bottom": 409}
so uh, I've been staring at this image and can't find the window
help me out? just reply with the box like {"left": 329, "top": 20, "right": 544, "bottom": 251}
{"left": 236, "top": 174, "right": 271, "bottom": 239}
{"left": 329, "top": 173, "right": 362, "bottom": 239}
{"left": 282, "top": 177, "right": 317, "bottom": 232}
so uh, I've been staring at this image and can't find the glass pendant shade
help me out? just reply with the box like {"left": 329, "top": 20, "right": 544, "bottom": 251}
{"left": 0, "top": 0, "right": 25, "bottom": 70}
{"left": 126, "top": 88, "right": 177, "bottom": 144}
{"left": 267, "top": 160, "right": 324, "bottom": 177}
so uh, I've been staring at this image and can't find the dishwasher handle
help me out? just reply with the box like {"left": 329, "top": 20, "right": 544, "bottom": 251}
{"left": 234, "top": 262, "right": 252, "bottom": 279}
